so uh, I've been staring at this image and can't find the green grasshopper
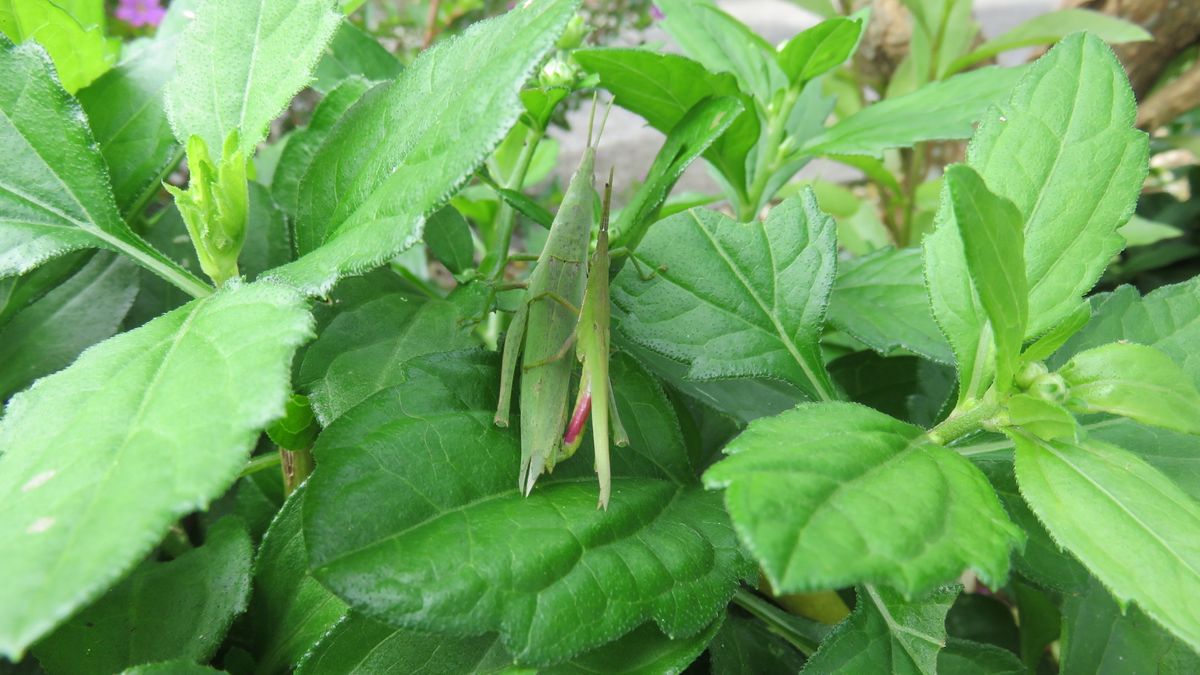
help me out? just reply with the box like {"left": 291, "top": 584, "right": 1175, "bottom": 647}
{"left": 495, "top": 107, "right": 602, "bottom": 496}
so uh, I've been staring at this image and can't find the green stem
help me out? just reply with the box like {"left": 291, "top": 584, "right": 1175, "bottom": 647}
{"left": 109, "top": 235, "right": 213, "bottom": 299}
{"left": 240, "top": 452, "right": 282, "bottom": 477}
{"left": 733, "top": 588, "right": 821, "bottom": 656}
{"left": 926, "top": 391, "right": 1001, "bottom": 446}
{"left": 742, "top": 87, "right": 801, "bottom": 221}
{"left": 482, "top": 124, "right": 545, "bottom": 280}
{"left": 280, "top": 447, "right": 314, "bottom": 496}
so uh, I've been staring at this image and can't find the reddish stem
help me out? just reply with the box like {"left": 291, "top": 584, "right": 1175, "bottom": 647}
{"left": 564, "top": 389, "right": 592, "bottom": 445}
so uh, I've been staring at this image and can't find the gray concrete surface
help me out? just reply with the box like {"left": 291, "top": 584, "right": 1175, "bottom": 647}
{"left": 549, "top": 0, "right": 1057, "bottom": 202}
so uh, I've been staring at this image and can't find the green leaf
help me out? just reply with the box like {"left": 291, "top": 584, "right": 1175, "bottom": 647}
{"left": 248, "top": 489, "right": 348, "bottom": 675}
{"left": 1060, "top": 577, "right": 1200, "bottom": 674}
{"left": 1055, "top": 279, "right": 1200, "bottom": 389}
{"left": 573, "top": 48, "right": 758, "bottom": 199}
{"left": 296, "top": 290, "right": 475, "bottom": 425}
{"left": 0, "top": 0, "right": 113, "bottom": 92}
{"left": 0, "top": 250, "right": 87, "bottom": 327}
{"left": 612, "top": 193, "right": 839, "bottom": 403}
{"left": 544, "top": 619, "right": 722, "bottom": 674}
{"left": 937, "top": 638, "right": 1025, "bottom": 675}
{"left": 1013, "top": 433, "right": 1200, "bottom": 653}
{"left": 1119, "top": 214, "right": 1183, "bottom": 248}
{"left": 610, "top": 95, "right": 744, "bottom": 253}
{"left": 0, "top": 281, "right": 312, "bottom": 658}
{"left": 423, "top": 206, "right": 475, "bottom": 275}
{"left": 164, "top": 0, "right": 342, "bottom": 156}
{"left": 32, "top": 518, "right": 253, "bottom": 674}
{"left": 802, "top": 66, "right": 1026, "bottom": 157}
{"left": 946, "top": 10, "right": 1151, "bottom": 76}
{"left": 654, "top": 0, "right": 786, "bottom": 102}
{"left": 829, "top": 353, "right": 953, "bottom": 428}
{"left": 1006, "top": 393, "right": 1076, "bottom": 441}
{"left": 803, "top": 585, "right": 957, "bottom": 675}
{"left": 1089, "top": 419, "right": 1200, "bottom": 502}
{"left": 0, "top": 36, "right": 210, "bottom": 298}
{"left": 709, "top": 612, "right": 806, "bottom": 674}
{"left": 312, "top": 21, "right": 402, "bottom": 94}
{"left": 271, "top": 0, "right": 577, "bottom": 295}
{"left": 945, "top": 164, "right": 1027, "bottom": 393}
{"left": 945, "top": 594, "right": 1020, "bottom": 654}
{"left": 0, "top": 252, "right": 138, "bottom": 400}
{"left": 704, "top": 403, "right": 1021, "bottom": 596}
{"left": 1012, "top": 579, "right": 1060, "bottom": 669}
{"left": 272, "top": 76, "right": 372, "bottom": 218}
{"left": 826, "top": 247, "right": 952, "bottom": 364}
{"left": 298, "top": 615, "right": 511, "bottom": 674}
{"left": 1058, "top": 342, "right": 1200, "bottom": 434}
{"left": 968, "top": 32, "right": 1147, "bottom": 337}
{"left": 77, "top": 36, "right": 180, "bottom": 217}
{"left": 303, "top": 352, "right": 750, "bottom": 664}
{"left": 121, "top": 661, "right": 224, "bottom": 675}
{"left": 778, "top": 18, "right": 862, "bottom": 85}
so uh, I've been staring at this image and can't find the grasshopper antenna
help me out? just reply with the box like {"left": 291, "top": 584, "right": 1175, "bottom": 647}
{"left": 586, "top": 92, "right": 599, "bottom": 148}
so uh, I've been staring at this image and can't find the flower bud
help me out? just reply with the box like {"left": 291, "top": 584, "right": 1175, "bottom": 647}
{"left": 538, "top": 56, "right": 578, "bottom": 89}
{"left": 165, "top": 130, "right": 248, "bottom": 287}
{"left": 1015, "top": 361, "right": 1049, "bottom": 390}
{"left": 1029, "top": 372, "right": 1070, "bottom": 404}
{"left": 556, "top": 14, "right": 589, "bottom": 50}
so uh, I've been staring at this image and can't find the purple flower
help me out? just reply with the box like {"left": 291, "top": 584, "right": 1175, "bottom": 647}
{"left": 115, "top": 0, "right": 166, "bottom": 27}
{"left": 650, "top": 4, "right": 664, "bottom": 20}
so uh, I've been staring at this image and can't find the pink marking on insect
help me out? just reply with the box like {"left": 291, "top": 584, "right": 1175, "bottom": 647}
{"left": 563, "top": 388, "right": 592, "bottom": 445}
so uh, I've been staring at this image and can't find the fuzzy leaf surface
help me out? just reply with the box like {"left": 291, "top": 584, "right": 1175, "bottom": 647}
{"left": 0, "top": 281, "right": 312, "bottom": 657}
{"left": 164, "top": 0, "right": 342, "bottom": 154}
{"left": 33, "top": 519, "right": 253, "bottom": 674}
{"left": 272, "top": 0, "right": 576, "bottom": 295}
{"left": 704, "top": 403, "right": 1021, "bottom": 596}
{"left": 303, "top": 353, "right": 749, "bottom": 665}
{"left": 613, "top": 193, "right": 838, "bottom": 403}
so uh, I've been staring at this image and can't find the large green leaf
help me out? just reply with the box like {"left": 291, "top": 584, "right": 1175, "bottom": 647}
{"left": 77, "top": 35, "right": 180, "bottom": 216}
{"left": 311, "top": 21, "right": 401, "bottom": 94}
{"left": 164, "top": 0, "right": 342, "bottom": 155}
{"left": 0, "top": 281, "right": 312, "bottom": 658}
{"left": 778, "top": 17, "right": 862, "bottom": 85}
{"left": 1060, "top": 577, "right": 1200, "bottom": 674}
{"left": 946, "top": 10, "right": 1150, "bottom": 76}
{"left": 0, "top": 251, "right": 138, "bottom": 399}
{"left": 1014, "top": 433, "right": 1200, "bottom": 653}
{"left": 937, "top": 638, "right": 1025, "bottom": 675}
{"left": 248, "top": 489, "right": 347, "bottom": 675}
{"left": 303, "top": 353, "right": 749, "bottom": 665}
{"left": 545, "top": 619, "right": 720, "bottom": 674}
{"left": 801, "top": 66, "right": 1026, "bottom": 157}
{"left": 704, "top": 403, "right": 1021, "bottom": 596}
{"left": 1058, "top": 343, "right": 1200, "bottom": 434}
{"left": 32, "top": 518, "right": 253, "bottom": 674}
{"left": 272, "top": 77, "right": 372, "bottom": 218}
{"left": 0, "top": 36, "right": 209, "bottom": 298}
{"left": 944, "top": 164, "right": 1026, "bottom": 393}
{"left": 968, "top": 32, "right": 1147, "bottom": 337}
{"left": 612, "top": 193, "right": 839, "bottom": 403}
{"left": 297, "top": 615, "right": 511, "bottom": 674}
{"left": 573, "top": 48, "right": 758, "bottom": 197}
{"left": 0, "top": 0, "right": 113, "bottom": 92}
{"left": 708, "top": 612, "right": 806, "bottom": 674}
{"left": 271, "top": 0, "right": 576, "bottom": 295}
{"left": 803, "top": 585, "right": 958, "bottom": 675}
{"left": 826, "top": 247, "right": 951, "bottom": 363}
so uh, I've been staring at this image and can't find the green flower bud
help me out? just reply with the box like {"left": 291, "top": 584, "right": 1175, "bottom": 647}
{"left": 538, "top": 56, "right": 578, "bottom": 89}
{"left": 165, "top": 130, "right": 248, "bottom": 287}
{"left": 1015, "top": 361, "right": 1049, "bottom": 390}
{"left": 556, "top": 14, "right": 589, "bottom": 50}
{"left": 1029, "top": 372, "right": 1070, "bottom": 404}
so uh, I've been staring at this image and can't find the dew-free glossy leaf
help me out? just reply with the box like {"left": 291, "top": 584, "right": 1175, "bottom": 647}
{"left": 1014, "top": 433, "right": 1200, "bottom": 652}
{"left": 613, "top": 193, "right": 839, "bottom": 403}
{"left": 0, "top": 0, "right": 113, "bottom": 92}
{"left": 297, "top": 615, "right": 511, "bottom": 674}
{"left": 968, "top": 32, "right": 1147, "bottom": 337}
{"left": 704, "top": 403, "right": 1021, "bottom": 595}
{"left": 77, "top": 35, "right": 180, "bottom": 216}
{"left": 1058, "top": 342, "right": 1200, "bottom": 434}
{"left": 545, "top": 619, "right": 721, "bottom": 674}
{"left": 1006, "top": 393, "right": 1076, "bottom": 441}
{"left": 802, "top": 66, "right": 1026, "bottom": 157}
{"left": 803, "top": 585, "right": 957, "bottom": 675}
{"left": 937, "top": 638, "right": 1025, "bottom": 675}
{"left": 0, "top": 252, "right": 138, "bottom": 399}
{"left": 312, "top": 21, "right": 401, "bottom": 94}
{"left": 1060, "top": 577, "right": 1200, "bottom": 674}
{"left": 270, "top": 0, "right": 576, "bottom": 295}
{"left": 303, "top": 353, "right": 749, "bottom": 664}
{"left": 709, "top": 612, "right": 806, "bottom": 674}
{"left": 826, "top": 247, "right": 951, "bottom": 363}
{"left": 946, "top": 10, "right": 1150, "bottom": 76}
{"left": 121, "top": 663, "right": 223, "bottom": 675}
{"left": 778, "top": 17, "right": 862, "bottom": 85}
{"left": 32, "top": 518, "right": 253, "bottom": 674}
{"left": 0, "top": 281, "right": 312, "bottom": 658}
{"left": 164, "top": 0, "right": 342, "bottom": 155}
{"left": 423, "top": 206, "right": 474, "bottom": 275}
{"left": 573, "top": 48, "right": 758, "bottom": 194}
{"left": 248, "top": 489, "right": 347, "bottom": 675}
{"left": 272, "top": 77, "right": 372, "bottom": 218}
{"left": 945, "top": 164, "right": 1026, "bottom": 392}
{"left": 0, "top": 37, "right": 209, "bottom": 298}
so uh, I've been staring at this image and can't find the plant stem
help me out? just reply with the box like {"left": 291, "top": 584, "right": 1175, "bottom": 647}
{"left": 733, "top": 587, "right": 822, "bottom": 656}
{"left": 240, "top": 452, "right": 282, "bottom": 477}
{"left": 481, "top": 124, "right": 545, "bottom": 280}
{"left": 742, "top": 87, "right": 800, "bottom": 221}
{"left": 926, "top": 392, "right": 1001, "bottom": 446}
{"left": 280, "top": 448, "right": 314, "bottom": 496}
